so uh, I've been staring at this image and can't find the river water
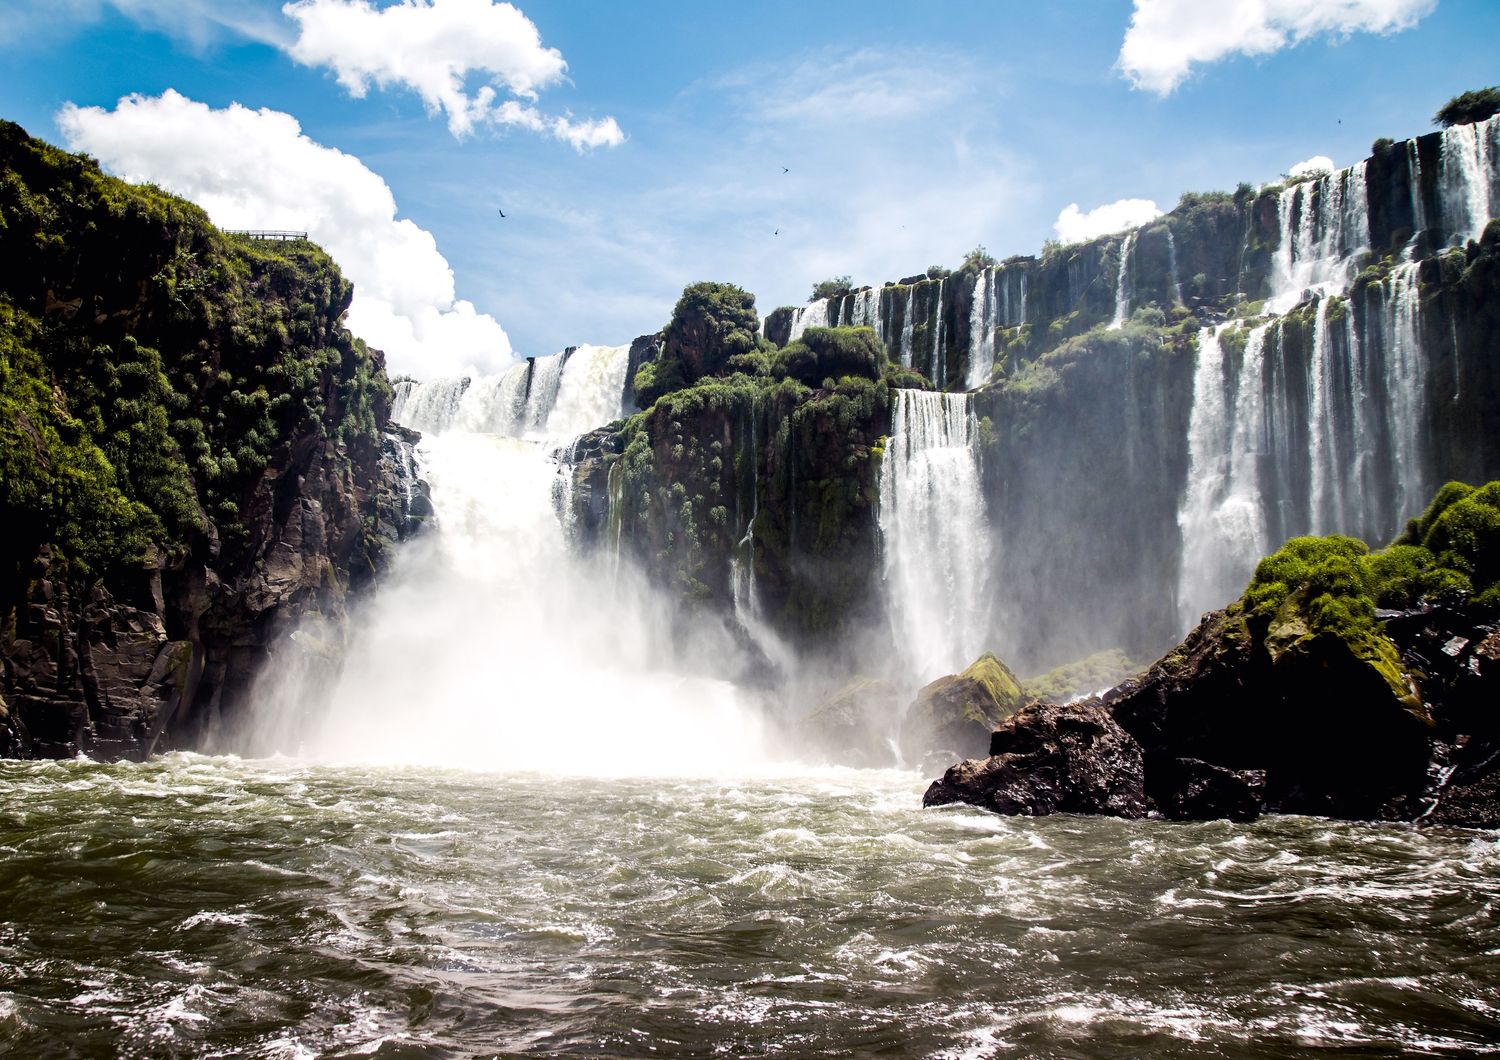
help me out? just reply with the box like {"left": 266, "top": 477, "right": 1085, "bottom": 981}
{"left": 2, "top": 755, "right": 1497, "bottom": 1058}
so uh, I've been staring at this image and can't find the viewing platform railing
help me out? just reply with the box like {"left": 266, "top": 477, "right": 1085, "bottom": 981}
{"left": 222, "top": 230, "right": 310, "bottom": 242}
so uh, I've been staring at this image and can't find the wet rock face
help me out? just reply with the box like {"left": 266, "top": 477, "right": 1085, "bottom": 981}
{"left": 922, "top": 701, "right": 1147, "bottom": 818}
{"left": 800, "top": 677, "right": 903, "bottom": 768}
{"left": 0, "top": 424, "right": 426, "bottom": 761}
{"left": 1106, "top": 608, "right": 1434, "bottom": 822}
{"left": 1151, "top": 757, "right": 1266, "bottom": 823}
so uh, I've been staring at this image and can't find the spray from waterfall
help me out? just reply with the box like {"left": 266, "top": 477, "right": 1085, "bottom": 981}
{"left": 248, "top": 345, "right": 772, "bottom": 774}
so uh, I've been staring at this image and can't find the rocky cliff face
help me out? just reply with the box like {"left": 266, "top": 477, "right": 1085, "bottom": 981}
{"left": 0, "top": 122, "right": 423, "bottom": 759}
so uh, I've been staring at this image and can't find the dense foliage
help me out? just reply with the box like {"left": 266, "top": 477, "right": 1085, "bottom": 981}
{"left": 634, "top": 281, "right": 763, "bottom": 406}
{"left": 810, "top": 276, "right": 852, "bottom": 301}
{"left": 1244, "top": 481, "right": 1500, "bottom": 640}
{"left": 0, "top": 120, "right": 390, "bottom": 610}
{"left": 1434, "top": 86, "right": 1500, "bottom": 128}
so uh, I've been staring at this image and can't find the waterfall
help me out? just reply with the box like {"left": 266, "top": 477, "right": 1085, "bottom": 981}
{"left": 1176, "top": 325, "right": 1271, "bottom": 626}
{"left": 899, "top": 285, "right": 916, "bottom": 368}
{"left": 1381, "top": 262, "right": 1429, "bottom": 523}
{"left": 1307, "top": 299, "right": 1339, "bottom": 534}
{"left": 546, "top": 344, "right": 631, "bottom": 438}
{"left": 1109, "top": 230, "right": 1135, "bottom": 329}
{"left": 1438, "top": 114, "right": 1499, "bottom": 244}
{"left": 391, "top": 376, "right": 470, "bottom": 434}
{"left": 1407, "top": 138, "right": 1429, "bottom": 246}
{"left": 930, "top": 277, "right": 946, "bottom": 387}
{"left": 967, "top": 268, "right": 995, "bottom": 390}
{"left": 256, "top": 344, "right": 767, "bottom": 773}
{"left": 393, "top": 346, "right": 630, "bottom": 443}
{"left": 878, "top": 390, "right": 989, "bottom": 683}
{"left": 851, "top": 286, "right": 884, "bottom": 344}
{"left": 1269, "top": 161, "right": 1370, "bottom": 312}
{"left": 454, "top": 360, "right": 531, "bottom": 435}
{"left": 787, "top": 298, "right": 831, "bottom": 343}
{"left": 1165, "top": 229, "right": 1183, "bottom": 305}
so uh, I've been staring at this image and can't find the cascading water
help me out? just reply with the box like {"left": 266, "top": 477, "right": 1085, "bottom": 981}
{"left": 1269, "top": 161, "right": 1370, "bottom": 312}
{"left": 1109, "top": 230, "right": 1135, "bottom": 329}
{"left": 878, "top": 390, "right": 989, "bottom": 684}
{"left": 967, "top": 269, "right": 995, "bottom": 390}
{"left": 1438, "top": 113, "right": 1499, "bottom": 244}
{"left": 391, "top": 375, "right": 470, "bottom": 434}
{"left": 1176, "top": 324, "right": 1271, "bottom": 626}
{"left": 1306, "top": 298, "right": 1344, "bottom": 536}
{"left": 930, "top": 276, "right": 946, "bottom": 387}
{"left": 251, "top": 345, "right": 770, "bottom": 774}
{"left": 545, "top": 344, "right": 631, "bottom": 438}
{"left": 1165, "top": 228, "right": 1183, "bottom": 305}
{"left": 899, "top": 285, "right": 916, "bottom": 368}
{"left": 1382, "top": 262, "right": 1428, "bottom": 520}
{"left": 787, "top": 298, "right": 831, "bottom": 343}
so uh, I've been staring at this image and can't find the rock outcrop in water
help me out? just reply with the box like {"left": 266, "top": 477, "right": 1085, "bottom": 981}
{"left": 923, "top": 700, "right": 1147, "bottom": 817}
{"left": 899, "top": 652, "right": 1026, "bottom": 763}
{"left": 926, "top": 480, "right": 1500, "bottom": 827}
{"left": 0, "top": 122, "right": 420, "bottom": 759}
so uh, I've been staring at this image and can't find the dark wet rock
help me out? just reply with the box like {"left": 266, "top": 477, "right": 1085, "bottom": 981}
{"left": 1107, "top": 608, "right": 1432, "bottom": 821}
{"left": 1151, "top": 756, "right": 1266, "bottom": 823}
{"left": 923, "top": 700, "right": 1147, "bottom": 818}
{"left": 900, "top": 652, "right": 1028, "bottom": 763}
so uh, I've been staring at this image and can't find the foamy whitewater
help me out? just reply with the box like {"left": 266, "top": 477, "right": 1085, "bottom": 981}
{"left": 252, "top": 344, "right": 772, "bottom": 774}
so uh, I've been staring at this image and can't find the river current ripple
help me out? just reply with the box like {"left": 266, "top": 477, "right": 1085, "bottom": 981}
{"left": 1, "top": 755, "right": 1497, "bottom": 1058}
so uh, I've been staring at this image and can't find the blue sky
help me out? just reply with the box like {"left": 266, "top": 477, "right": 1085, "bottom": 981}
{"left": 0, "top": 0, "right": 1496, "bottom": 378}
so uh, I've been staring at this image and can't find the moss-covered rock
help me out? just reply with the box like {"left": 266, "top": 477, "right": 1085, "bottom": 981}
{"left": 900, "top": 651, "right": 1028, "bottom": 762}
{"left": 1022, "top": 649, "right": 1140, "bottom": 704}
{"left": 799, "top": 676, "right": 902, "bottom": 767}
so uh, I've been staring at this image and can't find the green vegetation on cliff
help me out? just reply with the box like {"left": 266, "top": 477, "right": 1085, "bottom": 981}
{"left": 1435, "top": 86, "right": 1500, "bottom": 128}
{"left": 0, "top": 120, "right": 391, "bottom": 610}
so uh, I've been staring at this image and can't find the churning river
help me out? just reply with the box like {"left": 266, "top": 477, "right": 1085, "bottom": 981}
{"left": 2, "top": 755, "right": 1497, "bottom": 1058}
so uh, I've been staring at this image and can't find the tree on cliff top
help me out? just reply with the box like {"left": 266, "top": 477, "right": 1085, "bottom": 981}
{"left": 634, "top": 281, "right": 762, "bottom": 407}
{"left": 811, "top": 276, "right": 852, "bottom": 301}
{"left": 1435, "top": 87, "right": 1500, "bottom": 128}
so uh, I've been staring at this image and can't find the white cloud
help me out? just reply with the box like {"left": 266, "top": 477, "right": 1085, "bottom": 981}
{"left": 1053, "top": 198, "right": 1162, "bottom": 244}
{"left": 1118, "top": 0, "right": 1436, "bottom": 95}
{"left": 58, "top": 90, "right": 512, "bottom": 378}
{"left": 1287, "top": 154, "right": 1335, "bottom": 178}
{"left": 282, "top": 0, "right": 623, "bottom": 148}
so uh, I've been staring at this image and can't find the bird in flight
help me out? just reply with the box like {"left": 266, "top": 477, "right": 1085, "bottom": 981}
{"left": 497, "top": 209, "right": 507, "bottom": 218}
{"left": 774, "top": 228, "right": 780, "bottom": 235}
{"left": 782, "top": 166, "right": 789, "bottom": 174}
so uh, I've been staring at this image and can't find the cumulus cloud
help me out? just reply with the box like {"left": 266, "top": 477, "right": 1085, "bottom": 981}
{"left": 1118, "top": 0, "right": 1436, "bottom": 95}
{"left": 282, "top": 0, "right": 624, "bottom": 147}
{"left": 1287, "top": 154, "right": 1335, "bottom": 179}
{"left": 1053, "top": 198, "right": 1163, "bottom": 244}
{"left": 58, "top": 90, "right": 511, "bottom": 378}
